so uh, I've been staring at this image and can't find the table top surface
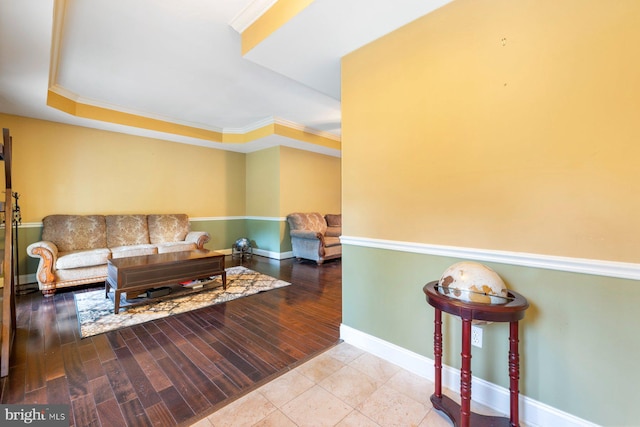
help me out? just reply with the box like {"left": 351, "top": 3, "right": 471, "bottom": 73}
{"left": 108, "top": 249, "right": 223, "bottom": 269}
{"left": 424, "top": 281, "right": 529, "bottom": 323}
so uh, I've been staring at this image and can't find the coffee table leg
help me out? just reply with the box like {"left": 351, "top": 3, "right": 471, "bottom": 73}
{"left": 114, "top": 290, "right": 121, "bottom": 314}
{"left": 222, "top": 271, "right": 227, "bottom": 290}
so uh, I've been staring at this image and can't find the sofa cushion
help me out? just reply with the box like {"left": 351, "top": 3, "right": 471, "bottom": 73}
{"left": 324, "top": 236, "right": 341, "bottom": 248}
{"left": 110, "top": 244, "right": 157, "bottom": 259}
{"left": 325, "top": 214, "right": 341, "bottom": 227}
{"left": 323, "top": 243, "right": 342, "bottom": 260}
{"left": 55, "top": 265, "right": 108, "bottom": 284}
{"left": 156, "top": 241, "right": 197, "bottom": 254}
{"left": 106, "top": 215, "right": 150, "bottom": 247}
{"left": 43, "top": 215, "right": 107, "bottom": 252}
{"left": 148, "top": 214, "right": 190, "bottom": 244}
{"left": 56, "top": 248, "right": 111, "bottom": 269}
{"left": 325, "top": 227, "right": 341, "bottom": 237}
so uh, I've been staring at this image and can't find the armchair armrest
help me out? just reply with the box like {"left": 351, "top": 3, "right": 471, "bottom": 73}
{"left": 290, "top": 230, "right": 323, "bottom": 240}
{"left": 185, "top": 231, "right": 210, "bottom": 249}
{"left": 325, "top": 226, "right": 341, "bottom": 237}
{"left": 291, "top": 229, "right": 327, "bottom": 250}
{"left": 27, "top": 241, "right": 58, "bottom": 286}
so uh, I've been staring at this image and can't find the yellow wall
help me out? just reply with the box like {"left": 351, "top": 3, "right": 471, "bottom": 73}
{"left": 279, "top": 146, "right": 341, "bottom": 215}
{"left": 342, "top": 0, "right": 640, "bottom": 263}
{"left": 245, "top": 146, "right": 341, "bottom": 217}
{"left": 1, "top": 113, "right": 341, "bottom": 225}
{"left": 1, "top": 114, "right": 246, "bottom": 221}
{"left": 246, "top": 146, "right": 281, "bottom": 217}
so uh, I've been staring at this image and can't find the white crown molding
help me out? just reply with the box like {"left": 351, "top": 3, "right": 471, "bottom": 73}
{"left": 339, "top": 324, "right": 600, "bottom": 427}
{"left": 340, "top": 236, "right": 640, "bottom": 280}
{"left": 225, "top": 116, "right": 341, "bottom": 142}
{"left": 49, "top": 0, "right": 67, "bottom": 87}
{"left": 223, "top": 117, "right": 276, "bottom": 134}
{"left": 274, "top": 117, "right": 342, "bottom": 141}
{"left": 229, "top": 0, "right": 279, "bottom": 34}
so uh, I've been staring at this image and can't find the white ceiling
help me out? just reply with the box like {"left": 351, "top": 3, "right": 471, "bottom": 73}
{"left": 0, "top": 0, "right": 453, "bottom": 156}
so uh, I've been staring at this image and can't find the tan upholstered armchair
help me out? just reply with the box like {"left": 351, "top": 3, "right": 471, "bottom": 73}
{"left": 286, "top": 212, "right": 341, "bottom": 265}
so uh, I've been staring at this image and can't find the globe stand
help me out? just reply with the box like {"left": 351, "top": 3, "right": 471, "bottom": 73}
{"left": 232, "top": 238, "right": 253, "bottom": 260}
{"left": 231, "top": 246, "right": 252, "bottom": 259}
{"left": 423, "top": 281, "right": 529, "bottom": 427}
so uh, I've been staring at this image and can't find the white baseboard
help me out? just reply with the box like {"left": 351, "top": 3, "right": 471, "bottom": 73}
{"left": 251, "top": 248, "right": 293, "bottom": 260}
{"left": 219, "top": 247, "right": 294, "bottom": 260}
{"left": 21, "top": 273, "right": 37, "bottom": 286}
{"left": 14, "top": 273, "right": 37, "bottom": 287}
{"left": 339, "top": 324, "right": 599, "bottom": 427}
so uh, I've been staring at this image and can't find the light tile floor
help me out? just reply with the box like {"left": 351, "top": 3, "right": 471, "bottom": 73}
{"left": 190, "top": 342, "right": 513, "bottom": 427}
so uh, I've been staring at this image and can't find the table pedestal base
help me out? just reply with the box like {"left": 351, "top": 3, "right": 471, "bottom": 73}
{"left": 424, "top": 281, "right": 529, "bottom": 427}
{"left": 431, "top": 394, "right": 513, "bottom": 427}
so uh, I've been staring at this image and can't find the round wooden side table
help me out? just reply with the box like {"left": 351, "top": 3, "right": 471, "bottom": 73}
{"left": 423, "top": 281, "right": 529, "bottom": 427}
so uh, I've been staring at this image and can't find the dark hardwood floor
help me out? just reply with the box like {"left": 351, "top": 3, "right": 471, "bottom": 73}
{"left": 0, "top": 255, "right": 342, "bottom": 426}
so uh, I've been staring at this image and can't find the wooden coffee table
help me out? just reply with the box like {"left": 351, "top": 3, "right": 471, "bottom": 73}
{"left": 105, "top": 249, "right": 226, "bottom": 314}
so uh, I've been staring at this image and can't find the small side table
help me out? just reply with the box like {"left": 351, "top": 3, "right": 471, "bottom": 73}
{"left": 423, "top": 281, "right": 529, "bottom": 427}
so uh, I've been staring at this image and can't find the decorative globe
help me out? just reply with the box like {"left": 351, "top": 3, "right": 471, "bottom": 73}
{"left": 233, "top": 238, "right": 251, "bottom": 252}
{"left": 438, "top": 261, "right": 508, "bottom": 304}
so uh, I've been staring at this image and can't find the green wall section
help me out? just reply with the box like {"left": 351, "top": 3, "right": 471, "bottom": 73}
{"left": 20, "top": 226, "right": 42, "bottom": 278}
{"left": 245, "top": 219, "right": 290, "bottom": 254}
{"left": 190, "top": 219, "right": 246, "bottom": 252}
{"left": 1, "top": 225, "right": 42, "bottom": 283}
{"left": 342, "top": 244, "right": 639, "bottom": 426}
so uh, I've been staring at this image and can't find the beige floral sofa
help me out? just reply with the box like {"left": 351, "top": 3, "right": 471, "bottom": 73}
{"left": 27, "top": 214, "right": 210, "bottom": 296}
{"left": 286, "top": 212, "right": 341, "bottom": 265}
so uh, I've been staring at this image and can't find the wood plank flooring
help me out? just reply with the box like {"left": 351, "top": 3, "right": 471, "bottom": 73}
{"left": 0, "top": 256, "right": 342, "bottom": 426}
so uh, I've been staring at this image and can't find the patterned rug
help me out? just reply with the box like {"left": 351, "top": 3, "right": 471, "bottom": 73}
{"left": 74, "top": 266, "right": 291, "bottom": 338}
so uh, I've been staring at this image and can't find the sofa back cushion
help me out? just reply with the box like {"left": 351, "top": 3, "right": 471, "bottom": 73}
{"left": 287, "top": 212, "right": 327, "bottom": 234}
{"left": 148, "top": 214, "right": 190, "bottom": 244}
{"left": 106, "top": 215, "right": 150, "bottom": 247}
{"left": 42, "top": 215, "right": 107, "bottom": 252}
{"left": 325, "top": 214, "right": 341, "bottom": 227}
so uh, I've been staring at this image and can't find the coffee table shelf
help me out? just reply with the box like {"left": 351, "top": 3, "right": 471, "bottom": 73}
{"left": 106, "top": 278, "right": 224, "bottom": 311}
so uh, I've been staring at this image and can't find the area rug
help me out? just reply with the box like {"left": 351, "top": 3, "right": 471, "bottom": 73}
{"left": 74, "top": 266, "right": 291, "bottom": 338}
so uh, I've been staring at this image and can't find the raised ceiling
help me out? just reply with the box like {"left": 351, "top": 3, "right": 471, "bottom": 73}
{"left": 0, "top": 0, "right": 453, "bottom": 156}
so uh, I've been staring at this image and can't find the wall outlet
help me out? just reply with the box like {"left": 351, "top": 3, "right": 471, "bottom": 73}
{"left": 471, "top": 325, "right": 483, "bottom": 348}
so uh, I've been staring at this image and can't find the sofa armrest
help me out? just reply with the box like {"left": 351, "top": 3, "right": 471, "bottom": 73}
{"left": 27, "top": 241, "right": 58, "bottom": 285}
{"left": 185, "top": 231, "right": 210, "bottom": 249}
